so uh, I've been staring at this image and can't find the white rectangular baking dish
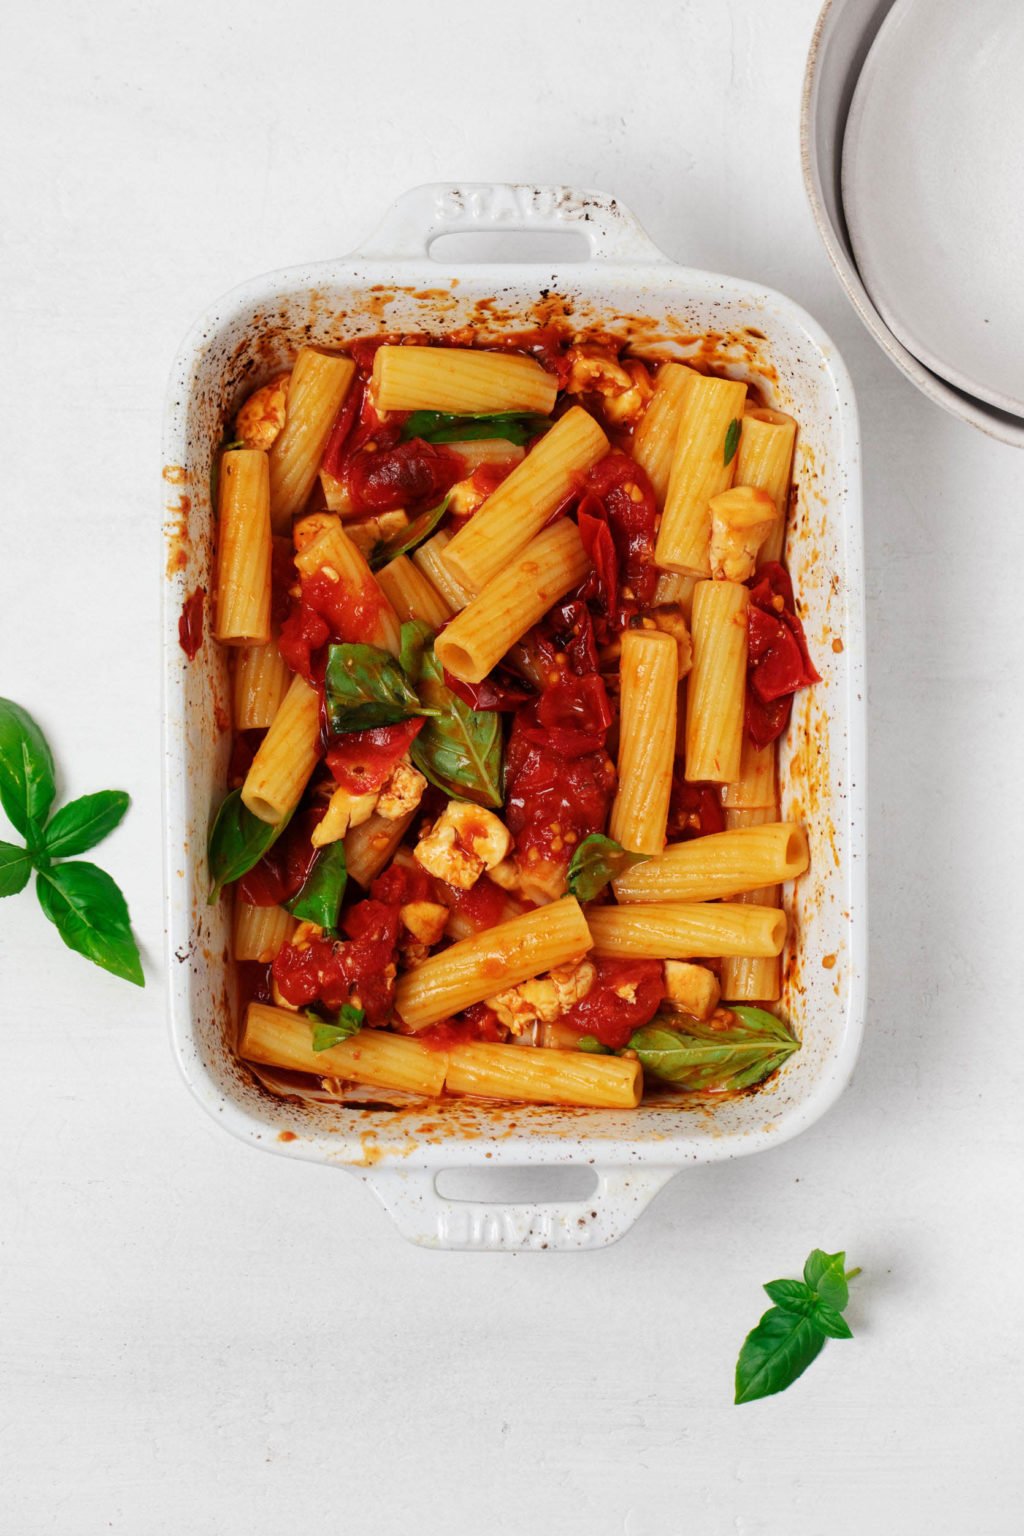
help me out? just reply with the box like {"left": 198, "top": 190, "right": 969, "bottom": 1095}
{"left": 162, "top": 184, "right": 865, "bottom": 1251}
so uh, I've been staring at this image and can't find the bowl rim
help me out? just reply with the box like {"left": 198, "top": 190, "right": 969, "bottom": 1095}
{"left": 800, "top": 0, "right": 1024, "bottom": 448}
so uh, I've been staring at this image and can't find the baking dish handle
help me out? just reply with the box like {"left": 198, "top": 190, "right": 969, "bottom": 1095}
{"left": 355, "top": 1164, "right": 676, "bottom": 1251}
{"left": 352, "top": 183, "right": 670, "bottom": 265}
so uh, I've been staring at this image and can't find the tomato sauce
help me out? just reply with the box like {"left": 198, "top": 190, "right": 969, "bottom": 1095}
{"left": 558, "top": 958, "right": 664, "bottom": 1049}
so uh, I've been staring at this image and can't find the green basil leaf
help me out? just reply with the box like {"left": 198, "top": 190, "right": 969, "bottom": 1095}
{"left": 723, "top": 416, "right": 741, "bottom": 466}
{"left": 36, "top": 861, "right": 144, "bottom": 987}
{"left": 324, "top": 642, "right": 437, "bottom": 733}
{"left": 735, "top": 1306, "right": 825, "bottom": 1404}
{"left": 0, "top": 840, "right": 32, "bottom": 897}
{"left": 42, "top": 790, "right": 130, "bottom": 858}
{"left": 401, "top": 410, "right": 551, "bottom": 446}
{"left": 567, "top": 833, "right": 649, "bottom": 903}
{"left": 309, "top": 1004, "right": 365, "bottom": 1052}
{"left": 811, "top": 1302, "right": 853, "bottom": 1340}
{"left": 628, "top": 1008, "right": 799, "bottom": 1093}
{"left": 399, "top": 619, "right": 434, "bottom": 683}
{"left": 411, "top": 641, "right": 503, "bottom": 808}
{"left": 763, "top": 1279, "right": 817, "bottom": 1316}
{"left": 369, "top": 494, "right": 450, "bottom": 571}
{"left": 803, "top": 1249, "right": 849, "bottom": 1311}
{"left": 285, "top": 841, "right": 347, "bottom": 933}
{"left": 207, "top": 789, "right": 289, "bottom": 902}
{"left": 0, "top": 698, "right": 56, "bottom": 841}
{"left": 577, "top": 1035, "right": 612, "bottom": 1054}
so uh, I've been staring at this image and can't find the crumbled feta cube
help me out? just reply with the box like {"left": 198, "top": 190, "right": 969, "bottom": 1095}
{"left": 663, "top": 960, "right": 720, "bottom": 1021}
{"left": 413, "top": 802, "right": 511, "bottom": 890}
{"left": 708, "top": 486, "right": 779, "bottom": 583}
{"left": 236, "top": 373, "right": 290, "bottom": 451}
{"left": 376, "top": 760, "right": 426, "bottom": 821}
{"left": 312, "top": 785, "right": 379, "bottom": 847}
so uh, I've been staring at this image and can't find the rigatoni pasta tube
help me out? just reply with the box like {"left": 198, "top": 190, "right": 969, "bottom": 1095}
{"left": 609, "top": 629, "right": 678, "bottom": 856}
{"left": 234, "top": 637, "right": 290, "bottom": 729}
{"left": 394, "top": 897, "right": 593, "bottom": 1030}
{"left": 376, "top": 554, "right": 452, "bottom": 628}
{"left": 240, "top": 1002, "right": 447, "bottom": 1095}
{"left": 613, "top": 822, "right": 808, "bottom": 903}
{"left": 214, "top": 449, "right": 272, "bottom": 644}
{"left": 441, "top": 407, "right": 608, "bottom": 593}
{"left": 685, "top": 580, "right": 748, "bottom": 783}
{"left": 345, "top": 810, "right": 416, "bottom": 889}
{"left": 444, "top": 439, "right": 525, "bottom": 474}
{"left": 234, "top": 901, "right": 295, "bottom": 963}
{"left": 736, "top": 406, "right": 796, "bottom": 567}
{"left": 446, "top": 1044, "right": 642, "bottom": 1109}
{"left": 655, "top": 373, "right": 748, "bottom": 576}
{"left": 294, "top": 519, "right": 401, "bottom": 656}
{"left": 268, "top": 348, "right": 356, "bottom": 531}
{"left": 372, "top": 345, "right": 558, "bottom": 415}
{"left": 723, "top": 734, "right": 777, "bottom": 810}
{"left": 241, "top": 674, "right": 321, "bottom": 825}
{"left": 721, "top": 806, "right": 784, "bottom": 1002}
{"left": 652, "top": 571, "right": 696, "bottom": 617}
{"left": 632, "top": 363, "right": 695, "bottom": 506}
{"left": 413, "top": 530, "right": 474, "bottom": 611}
{"left": 587, "top": 902, "right": 785, "bottom": 959}
{"left": 435, "top": 522, "right": 591, "bottom": 684}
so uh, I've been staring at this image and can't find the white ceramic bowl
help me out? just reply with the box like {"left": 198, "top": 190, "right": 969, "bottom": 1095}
{"left": 802, "top": 0, "right": 1024, "bottom": 448}
{"left": 162, "top": 184, "right": 866, "bottom": 1251}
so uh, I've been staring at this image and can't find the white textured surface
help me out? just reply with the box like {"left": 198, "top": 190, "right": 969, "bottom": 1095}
{"left": 0, "top": 2, "right": 1021, "bottom": 1532}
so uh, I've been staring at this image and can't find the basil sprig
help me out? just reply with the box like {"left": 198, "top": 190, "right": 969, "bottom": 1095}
{"left": 400, "top": 410, "right": 551, "bottom": 446}
{"left": 207, "top": 789, "right": 290, "bottom": 902}
{"left": 308, "top": 1003, "right": 365, "bottom": 1052}
{"left": 577, "top": 1035, "right": 611, "bottom": 1054}
{"left": 285, "top": 841, "right": 347, "bottom": 933}
{"left": 735, "top": 1249, "right": 861, "bottom": 1404}
{"left": 629, "top": 1006, "right": 799, "bottom": 1093}
{"left": 401, "top": 622, "right": 503, "bottom": 809}
{"left": 369, "top": 493, "right": 450, "bottom": 571}
{"left": 724, "top": 416, "right": 741, "bottom": 466}
{"left": 567, "top": 833, "right": 649, "bottom": 902}
{"left": 324, "top": 642, "right": 439, "bottom": 733}
{"left": 0, "top": 698, "right": 142, "bottom": 986}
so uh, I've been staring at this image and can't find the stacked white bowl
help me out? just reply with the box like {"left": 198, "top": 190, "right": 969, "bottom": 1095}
{"left": 802, "top": 0, "right": 1024, "bottom": 447}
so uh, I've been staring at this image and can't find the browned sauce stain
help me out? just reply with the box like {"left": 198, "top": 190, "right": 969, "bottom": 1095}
{"left": 178, "top": 587, "right": 205, "bottom": 660}
{"left": 821, "top": 953, "right": 837, "bottom": 970}
{"left": 832, "top": 637, "right": 844, "bottom": 654}
{"left": 162, "top": 464, "right": 187, "bottom": 485}
{"left": 278, "top": 1130, "right": 297, "bottom": 1142}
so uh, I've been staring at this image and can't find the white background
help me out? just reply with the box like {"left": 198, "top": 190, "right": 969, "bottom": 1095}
{"left": 1, "top": 2, "right": 1022, "bottom": 1532}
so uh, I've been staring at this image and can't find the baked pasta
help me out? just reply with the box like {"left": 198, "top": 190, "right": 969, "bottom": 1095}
{"left": 205, "top": 333, "right": 819, "bottom": 1109}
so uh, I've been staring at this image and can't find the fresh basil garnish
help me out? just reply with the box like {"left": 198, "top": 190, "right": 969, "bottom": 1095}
{"left": 369, "top": 493, "right": 450, "bottom": 571}
{"left": 36, "top": 861, "right": 144, "bottom": 987}
{"left": 400, "top": 410, "right": 551, "bottom": 447}
{"left": 628, "top": 1006, "right": 798, "bottom": 1093}
{"left": 285, "top": 840, "right": 347, "bottom": 933}
{"left": 398, "top": 619, "right": 433, "bottom": 683}
{"left": 407, "top": 636, "right": 503, "bottom": 809}
{"left": 577, "top": 1035, "right": 611, "bottom": 1054}
{"left": 324, "top": 642, "right": 438, "bottom": 734}
{"left": 724, "top": 416, "right": 741, "bottom": 466}
{"left": 0, "top": 698, "right": 143, "bottom": 985}
{"left": 308, "top": 1004, "right": 365, "bottom": 1051}
{"left": 0, "top": 697, "right": 56, "bottom": 841}
{"left": 566, "top": 833, "right": 649, "bottom": 903}
{"left": 207, "top": 789, "right": 289, "bottom": 902}
{"left": 42, "top": 790, "right": 130, "bottom": 858}
{"left": 0, "top": 841, "right": 32, "bottom": 897}
{"left": 735, "top": 1249, "right": 860, "bottom": 1404}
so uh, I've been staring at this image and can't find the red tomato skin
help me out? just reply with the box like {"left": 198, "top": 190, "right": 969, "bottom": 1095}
{"left": 558, "top": 958, "right": 664, "bottom": 1049}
